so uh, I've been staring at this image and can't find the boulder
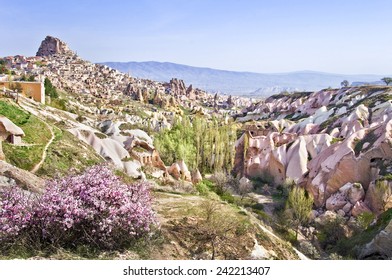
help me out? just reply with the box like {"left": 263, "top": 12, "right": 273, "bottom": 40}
{"left": 342, "top": 202, "right": 353, "bottom": 214}
{"left": 326, "top": 191, "right": 347, "bottom": 211}
{"left": 347, "top": 182, "right": 365, "bottom": 204}
{"left": 337, "top": 209, "right": 346, "bottom": 217}
{"left": 315, "top": 210, "right": 338, "bottom": 226}
{"left": 351, "top": 201, "right": 372, "bottom": 217}
{"left": 191, "top": 169, "right": 202, "bottom": 185}
{"left": 359, "top": 219, "right": 392, "bottom": 259}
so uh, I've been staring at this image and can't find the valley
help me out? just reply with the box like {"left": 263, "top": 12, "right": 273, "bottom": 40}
{"left": 0, "top": 36, "right": 391, "bottom": 260}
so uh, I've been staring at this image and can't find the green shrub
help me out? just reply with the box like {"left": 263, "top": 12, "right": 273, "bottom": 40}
{"left": 357, "top": 212, "right": 375, "bottom": 230}
{"left": 195, "top": 182, "right": 210, "bottom": 196}
{"left": 220, "top": 191, "right": 235, "bottom": 204}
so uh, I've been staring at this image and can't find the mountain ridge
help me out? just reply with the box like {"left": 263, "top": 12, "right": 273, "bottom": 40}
{"left": 101, "top": 61, "right": 387, "bottom": 97}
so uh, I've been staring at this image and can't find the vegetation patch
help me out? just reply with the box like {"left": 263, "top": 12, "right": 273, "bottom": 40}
{"left": 353, "top": 130, "right": 377, "bottom": 157}
{"left": 0, "top": 166, "right": 156, "bottom": 259}
{"left": 335, "top": 208, "right": 392, "bottom": 258}
{"left": 0, "top": 100, "right": 51, "bottom": 170}
{"left": 37, "top": 128, "right": 103, "bottom": 177}
{"left": 319, "top": 115, "right": 340, "bottom": 132}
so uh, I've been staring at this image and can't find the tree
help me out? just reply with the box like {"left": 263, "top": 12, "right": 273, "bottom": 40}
{"left": 9, "top": 82, "right": 23, "bottom": 93}
{"left": 341, "top": 80, "right": 349, "bottom": 87}
{"left": 194, "top": 200, "right": 248, "bottom": 259}
{"left": 381, "top": 77, "right": 392, "bottom": 85}
{"left": 0, "top": 60, "right": 7, "bottom": 74}
{"left": 285, "top": 186, "right": 313, "bottom": 239}
{"left": 154, "top": 115, "right": 237, "bottom": 174}
{"left": 44, "top": 77, "right": 58, "bottom": 98}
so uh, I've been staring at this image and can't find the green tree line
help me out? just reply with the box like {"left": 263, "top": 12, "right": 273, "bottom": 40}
{"left": 154, "top": 115, "right": 237, "bottom": 174}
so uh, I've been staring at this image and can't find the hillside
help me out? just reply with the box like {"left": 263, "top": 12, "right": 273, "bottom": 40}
{"left": 235, "top": 85, "right": 392, "bottom": 259}
{"left": 1, "top": 35, "right": 391, "bottom": 260}
{"left": 101, "top": 61, "right": 386, "bottom": 97}
{"left": 0, "top": 36, "right": 301, "bottom": 260}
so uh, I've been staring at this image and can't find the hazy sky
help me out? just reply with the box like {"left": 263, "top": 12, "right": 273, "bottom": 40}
{"left": 1, "top": 0, "right": 391, "bottom": 74}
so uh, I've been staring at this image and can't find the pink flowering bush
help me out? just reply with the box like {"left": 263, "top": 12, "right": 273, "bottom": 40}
{"left": 0, "top": 165, "right": 156, "bottom": 250}
{"left": 0, "top": 187, "right": 33, "bottom": 241}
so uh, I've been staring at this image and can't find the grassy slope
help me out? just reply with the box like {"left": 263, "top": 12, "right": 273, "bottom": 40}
{"left": 1, "top": 100, "right": 51, "bottom": 170}
{"left": 36, "top": 127, "right": 103, "bottom": 178}
{"left": 0, "top": 99, "right": 103, "bottom": 177}
{"left": 149, "top": 188, "right": 299, "bottom": 260}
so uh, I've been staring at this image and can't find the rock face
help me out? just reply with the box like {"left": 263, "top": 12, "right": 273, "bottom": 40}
{"left": 0, "top": 160, "right": 45, "bottom": 193}
{"left": 36, "top": 35, "right": 74, "bottom": 57}
{"left": 359, "top": 219, "right": 392, "bottom": 259}
{"left": 235, "top": 86, "right": 392, "bottom": 217}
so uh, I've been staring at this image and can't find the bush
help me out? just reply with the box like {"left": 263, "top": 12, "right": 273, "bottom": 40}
{"left": 195, "top": 181, "right": 210, "bottom": 196}
{"left": 0, "top": 187, "right": 34, "bottom": 241}
{"left": 219, "top": 191, "right": 235, "bottom": 204}
{"left": 357, "top": 212, "right": 375, "bottom": 231}
{"left": 210, "top": 172, "right": 229, "bottom": 194}
{"left": 316, "top": 215, "right": 346, "bottom": 250}
{"left": 0, "top": 165, "right": 156, "bottom": 250}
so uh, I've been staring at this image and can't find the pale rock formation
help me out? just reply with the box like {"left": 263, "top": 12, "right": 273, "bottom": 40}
{"left": 0, "top": 160, "right": 45, "bottom": 193}
{"left": 191, "top": 169, "right": 202, "bottom": 184}
{"left": 351, "top": 201, "right": 372, "bottom": 217}
{"left": 236, "top": 86, "right": 392, "bottom": 217}
{"left": 170, "top": 78, "right": 186, "bottom": 96}
{"left": 186, "top": 85, "right": 196, "bottom": 100}
{"left": 36, "top": 35, "right": 74, "bottom": 57}
{"left": 347, "top": 183, "right": 365, "bottom": 205}
{"left": 305, "top": 120, "right": 392, "bottom": 207}
{"left": 168, "top": 160, "right": 192, "bottom": 181}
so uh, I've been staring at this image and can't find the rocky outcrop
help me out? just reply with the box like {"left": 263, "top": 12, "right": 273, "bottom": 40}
{"left": 0, "top": 160, "right": 45, "bottom": 193}
{"left": 36, "top": 35, "right": 74, "bottom": 57}
{"left": 235, "top": 86, "right": 392, "bottom": 217}
{"left": 170, "top": 78, "right": 187, "bottom": 96}
{"left": 305, "top": 120, "right": 392, "bottom": 207}
{"left": 191, "top": 169, "right": 202, "bottom": 184}
{"left": 168, "top": 160, "right": 192, "bottom": 181}
{"left": 365, "top": 180, "right": 392, "bottom": 215}
{"left": 359, "top": 219, "right": 392, "bottom": 259}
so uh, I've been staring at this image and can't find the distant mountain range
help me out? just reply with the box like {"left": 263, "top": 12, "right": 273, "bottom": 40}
{"left": 100, "top": 61, "right": 387, "bottom": 97}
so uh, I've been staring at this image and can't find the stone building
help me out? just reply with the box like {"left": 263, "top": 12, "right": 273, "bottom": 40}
{"left": 0, "top": 116, "right": 25, "bottom": 160}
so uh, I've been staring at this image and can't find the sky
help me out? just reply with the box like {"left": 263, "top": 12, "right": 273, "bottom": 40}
{"left": 1, "top": 0, "right": 392, "bottom": 75}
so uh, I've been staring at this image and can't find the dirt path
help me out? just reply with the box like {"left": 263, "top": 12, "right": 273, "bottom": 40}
{"left": 15, "top": 97, "right": 56, "bottom": 174}
{"left": 30, "top": 121, "right": 55, "bottom": 174}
